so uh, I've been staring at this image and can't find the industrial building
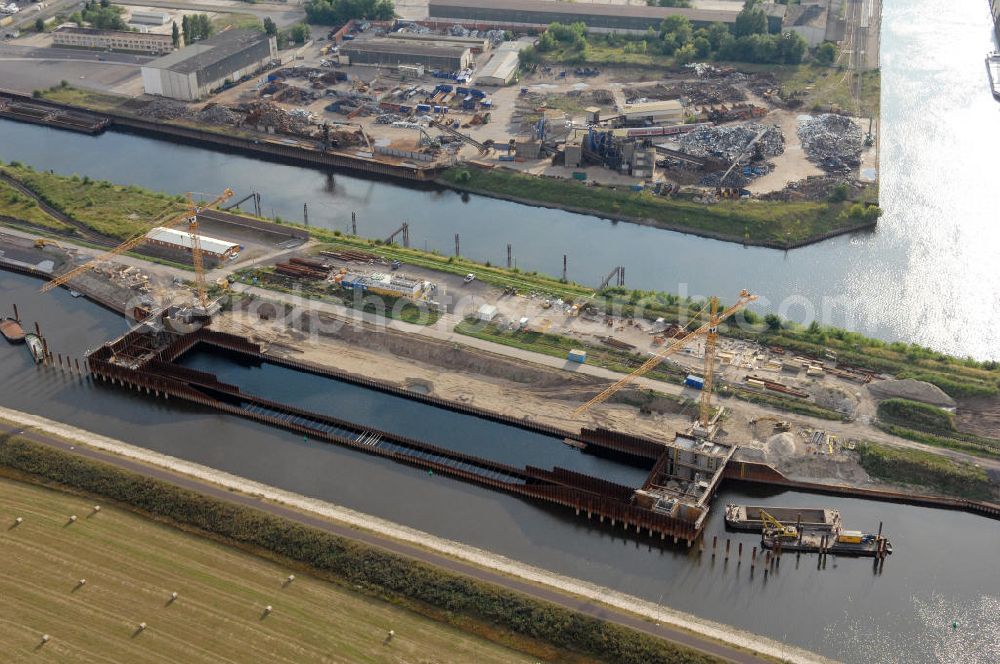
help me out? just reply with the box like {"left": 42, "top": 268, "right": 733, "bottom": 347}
{"left": 387, "top": 31, "right": 490, "bottom": 53}
{"left": 339, "top": 38, "right": 473, "bottom": 71}
{"left": 619, "top": 100, "right": 685, "bottom": 127}
{"left": 141, "top": 29, "right": 277, "bottom": 101}
{"left": 144, "top": 227, "right": 241, "bottom": 260}
{"left": 475, "top": 46, "right": 519, "bottom": 86}
{"left": 128, "top": 9, "right": 170, "bottom": 26}
{"left": 52, "top": 27, "right": 174, "bottom": 55}
{"left": 782, "top": 1, "right": 829, "bottom": 48}
{"left": 427, "top": 0, "right": 786, "bottom": 33}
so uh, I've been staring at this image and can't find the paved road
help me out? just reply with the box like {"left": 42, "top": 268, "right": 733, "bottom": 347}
{"left": 0, "top": 420, "right": 769, "bottom": 664}
{"left": 0, "top": 42, "right": 150, "bottom": 65}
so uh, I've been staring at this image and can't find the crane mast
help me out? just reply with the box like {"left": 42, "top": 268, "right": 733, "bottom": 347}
{"left": 573, "top": 290, "right": 758, "bottom": 434}
{"left": 40, "top": 188, "right": 234, "bottom": 299}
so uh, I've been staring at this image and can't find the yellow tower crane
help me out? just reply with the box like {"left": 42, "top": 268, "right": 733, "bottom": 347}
{"left": 572, "top": 289, "right": 758, "bottom": 430}
{"left": 40, "top": 188, "right": 235, "bottom": 299}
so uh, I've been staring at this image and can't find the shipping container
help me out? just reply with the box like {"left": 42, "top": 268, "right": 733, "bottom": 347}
{"left": 685, "top": 374, "right": 704, "bottom": 390}
{"left": 567, "top": 349, "right": 587, "bottom": 364}
{"left": 572, "top": 171, "right": 587, "bottom": 181}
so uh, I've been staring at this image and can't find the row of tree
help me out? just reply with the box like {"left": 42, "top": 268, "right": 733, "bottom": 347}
{"left": 304, "top": 0, "right": 394, "bottom": 26}
{"left": 67, "top": 0, "right": 128, "bottom": 32}
{"left": 181, "top": 13, "right": 214, "bottom": 43}
{"left": 524, "top": 0, "right": 811, "bottom": 66}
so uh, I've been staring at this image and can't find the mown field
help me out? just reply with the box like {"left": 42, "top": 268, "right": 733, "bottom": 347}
{"left": 0, "top": 477, "right": 535, "bottom": 663}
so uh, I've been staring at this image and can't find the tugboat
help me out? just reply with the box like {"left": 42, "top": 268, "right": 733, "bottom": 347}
{"left": 986, "top": 52, "right": 1000, "bottom": 101}
{"left": 23, "top": 332, "right": 45, "bottom": 364}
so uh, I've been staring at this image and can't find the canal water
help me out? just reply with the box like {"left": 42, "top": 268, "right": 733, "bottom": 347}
{"left": 1, "top": 3, "right": 1000, "bottom": 360}
{"left": 176, "top": 345, "right": 651, "bottom": 487}
{"left": 2, "top": 270, "right": 998, "bottom": 663}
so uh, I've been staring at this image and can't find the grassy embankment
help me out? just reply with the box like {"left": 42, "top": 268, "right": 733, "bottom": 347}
{"left": 0, "top": 473, "right": 535, "bottom": 662}
{"left": 438, "top": 167, "right": 876, "bottom": 248}
{"left": 856, "top": 442, "right": 995, "bottom": 501}
{"left": 875, "top": 399, "right": 1000, "bottom": 460}
{"left": 0, "top": 162, "right": 184, "bottom": 241}
{"left": 0, "top": 435, "right": 727, "bottom": 664}
{"left": 0, "top": 180, "right": 73, "bottom": 232}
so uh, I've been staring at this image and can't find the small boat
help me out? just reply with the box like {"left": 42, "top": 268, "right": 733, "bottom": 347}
{"left": 69, "top": 290, "right": 83, "bottom": 298}
{"left": 0, "top": 317, "right": 25, "bottom": 343}
{"left": 23, "top": 333, "right": 45, "bottom": 364}
{"left": 986, "top": 52, "right": 1000, "bottom": 101}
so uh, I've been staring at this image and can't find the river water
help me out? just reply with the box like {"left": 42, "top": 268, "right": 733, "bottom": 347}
{"left": 2, "top": 270, "right": 998, "bottom": 663}
{"left": 2, "top": 2, "right": 1000, "bottom": 360}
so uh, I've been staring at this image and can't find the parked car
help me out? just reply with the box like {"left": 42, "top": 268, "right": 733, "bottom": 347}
{"left": 463, "top": 273, "right": 475, "bottom": 284}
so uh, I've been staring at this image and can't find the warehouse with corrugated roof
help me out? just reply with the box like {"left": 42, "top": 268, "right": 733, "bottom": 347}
{"left": 339, "top": 38, "right": 474, "bottom": 71}
{"left": 145, "top": 227, "right": 242, "bottom": 260}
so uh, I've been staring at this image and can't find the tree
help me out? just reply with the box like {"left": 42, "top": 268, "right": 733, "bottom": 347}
{"left": 304, "top": 0, "right": 395, "bottom": 26}
{"left": 706, "top": 22, "right": 730, "bottom": 50}
{"left": 660, "top": 15, "right": 692, "bottom": 45}
{"left": 764, "top": 314, "right": 782, "bottom": 331}
{"left": 290, "top": 23, "right": 310, "bottom": 45}
{"left": 263, "top": 16, "right": 278, "bottom": 37}
{"left": 653, "top": 0, "right": 692, "bottom": 7}
{"left": 100, "top": 0, "right": 109, "bottom": 8}
{"left": 181, "top": 15, "right": 191, "bottom": 44}
{"left": 693, "top": 36, "right": 711, "bottom": 58}
{"left": 674, "top": 42, "right": 697, "bottom": 65}
{"left": 815, "top": 41, "right": 837, "bottom": 65}
{"left": 776, "top": 31, "right": 806, "bottom": 64}
{"left": 171, "top": 21, "right": 180, "bottom": 47}
{"left": 734, "top": 0, "right": 768, "bottom": 37}
{"left": 35, "top": 17, "right": 45, "bottom": 32}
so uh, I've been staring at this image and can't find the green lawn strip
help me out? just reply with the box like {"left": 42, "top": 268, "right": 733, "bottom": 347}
{"left": 856, "top": 442, "right": 995, "bottom": 500}
{"left": 0, "top": 435, "right": 727, "bottom": 664}
{"left": 439, "top": 167, "right": 870, "bottom": 247}
{"left": 873, "top": 423, "right": 1000, "bottom": 460}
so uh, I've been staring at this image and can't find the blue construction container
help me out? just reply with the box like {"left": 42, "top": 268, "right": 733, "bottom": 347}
{"left": 470, "top": 88, "right": 486, "bottom": 98}
{"left": 456, "top": 86, "right": 469, "bottom": 95}
{"left": 416, "top": 103, "right": 431, "bottom": 112}
{"left": 685, "top": 374, "right": 705, "bottom": 390}
{"left": 567, "top": 349, "right": 587, "bottom": 364}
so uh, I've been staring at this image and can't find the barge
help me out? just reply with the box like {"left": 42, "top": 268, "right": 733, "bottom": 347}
{"left": 761, "top": 529, "right": 892, "bottom": 558}
{"left": 987, "top": 52, "right": 1000, "bottom": 101}
{"left": 725, "top": 504, "right": 841, "bottom": 532}
{"left": 0, "top": 97, "right": 111, "bottom": 134}
{"left": 0, "top": 317, "right": 24, "bottom": 343}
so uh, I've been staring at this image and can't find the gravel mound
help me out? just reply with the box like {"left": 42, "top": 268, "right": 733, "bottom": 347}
{"left": 867, "top": 378, "right": 956, "bottom": 409}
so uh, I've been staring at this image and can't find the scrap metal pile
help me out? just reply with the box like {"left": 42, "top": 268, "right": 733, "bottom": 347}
{"left": 625, "top": 80, "right": 746, "bottom": 106}
{"left": 798, "top": 114, "right": 863, "bottom": 174}
{"left": 447, "top": 24, "right": 507, "bottom": 46}
{"left": 679, "top": 123, "right": 784, "bottom": 162}
{"left": 239, "top": 101, "right": 314, "bottom": 135}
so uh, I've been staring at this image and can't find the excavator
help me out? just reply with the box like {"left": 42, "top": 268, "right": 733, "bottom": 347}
{"left": 749, "top": 415, "right": 791, "bottom": 433}
{"left": 759, "top": 509, "right": 799, "bottom": 540}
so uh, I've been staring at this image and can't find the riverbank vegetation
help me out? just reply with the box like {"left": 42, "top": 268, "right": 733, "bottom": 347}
{"left": 0, "top": 161, "right": 183, "bottom": 240}
{"left": 856, "top": 442, "right": 995, "bottom": 501}
{"left": 439, "top": 167, "right": 874, "bottom": 247}
{"left": 0, "top": 435, "right": 724, "bottom": 664}
{"left": 0, "top": 472, "right": 534, "bottom": 663}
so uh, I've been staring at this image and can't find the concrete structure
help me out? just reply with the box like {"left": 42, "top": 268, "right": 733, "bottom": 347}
{"left": 427, "top": 0, "right": 786, "bottom": 33}
{"left": 141, "top": 29, "right": 276, "bottom": 101}
{"left": 387, "top": 31, "right": 490, "bottom": 53}
{"left": 128, "top": 10, "right": 170, "bottom": 26}
{"left": 783, "top": 1, "right": 829, "bottom": 48}
{"left": 620, "top": 100, "right": 684, "bottom": 126}
{"left": 475, "top": 47, "right": 518, "bottom": 86}
{"left": 339, "top": 38, "right": 473, "bottom": 71}
{"left": 145, "top": 227, "right": 241, "bottom": 259}
{"left": 52, "top": 26, "right": 174, "bottom": 55}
